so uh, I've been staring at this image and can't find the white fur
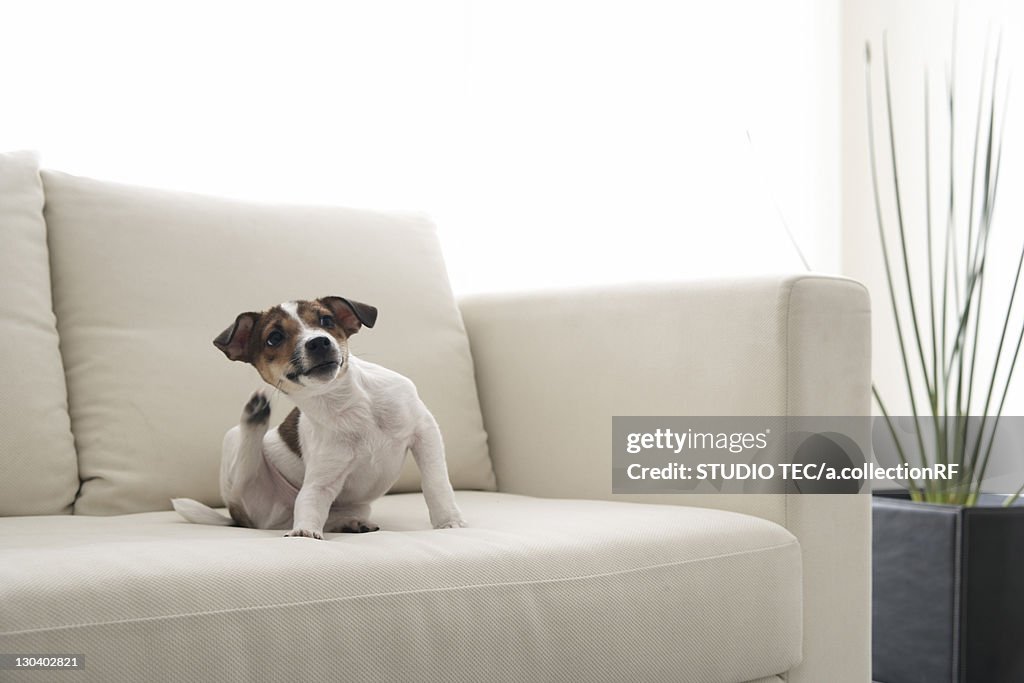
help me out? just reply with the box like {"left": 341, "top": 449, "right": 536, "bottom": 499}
{"left": 174, "top": 302, "right": 466, "bottom": 538}
{"left": 171, "top": 497, "right": 233, "bottom": 525}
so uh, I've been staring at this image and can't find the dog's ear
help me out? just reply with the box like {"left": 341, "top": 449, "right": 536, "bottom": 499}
{"left": 320, "top": 297, "right": 377, "bottom": 336}
{"left": 214, "top": 312, "right": 261, "bottom": 362}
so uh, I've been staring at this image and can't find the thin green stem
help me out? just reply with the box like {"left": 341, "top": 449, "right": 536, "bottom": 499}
{"left": 964, "top": 45, "right": 1002, "bottom": 498}
{"left": 975, "top": 314, "right": 1024, "bottom": 495}
{"left": 874, "top": 386, "right": 923, "bottom": 500}
{"left": 952, "top": 39, "right": 995, "bottom": 499}
{"left": 867, "top": 42, "right": 931, "bottom": 496}
{"left": 883, "top": 36, "right": 936, "bottom": 406}
{"left": 1006, "top": 480, "right": 1024, "bottom": 507}
{"left": 963, "top": 36, "right": 991, "bottom": 310}
{"left": 925, "top": 71, "right": 947, "bottom": 476}
{"left": 925, "top": 72, "right": 938, "bottom": 408}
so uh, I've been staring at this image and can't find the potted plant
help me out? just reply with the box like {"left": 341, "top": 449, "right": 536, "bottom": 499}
{"left": 865, "top": 31, "right": 1024, "bottom": 683}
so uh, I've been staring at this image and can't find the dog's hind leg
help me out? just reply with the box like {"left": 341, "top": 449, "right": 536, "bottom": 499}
{"left": 220, "top": 391, "right": 272, "bottom": 527}
{"left": 325, "top": 504, "right": 379, "bottom": 533}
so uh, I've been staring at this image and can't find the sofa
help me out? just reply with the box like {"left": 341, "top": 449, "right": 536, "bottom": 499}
{"left": 0, "top": 150, "right": 871, "bottom": 683}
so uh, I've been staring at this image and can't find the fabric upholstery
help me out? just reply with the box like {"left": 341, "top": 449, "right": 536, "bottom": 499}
{"left": 459, "top": 275, "right": 872, "bottom": 683}
{"left": 0, "top": 152, "right": 78, "bottom": 515}
{"left": 40, "top": 171, "right": 495, "bottom": 515}
{"left": 0, "top": 491, "right": 801, "bottom": 683}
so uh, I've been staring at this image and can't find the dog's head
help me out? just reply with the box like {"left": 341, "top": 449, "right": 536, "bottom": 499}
{"left": 213, "top": 297, "right": 377, "bottom": 394}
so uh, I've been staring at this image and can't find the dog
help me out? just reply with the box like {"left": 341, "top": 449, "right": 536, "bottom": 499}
{"left": 172, "top": 296, "right": 466, "bottom": 539}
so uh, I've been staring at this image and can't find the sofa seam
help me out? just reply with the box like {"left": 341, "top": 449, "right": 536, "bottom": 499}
{"left": 36, "top": 166, "right": 83, "bottom": 515}
{"left": 0, "top": 539, "right": 800, "bottom": 637}
{"left": 781, "top": 276, "right": 798, "bottom": 683}
{"left": 781, "top": 277, "right": 795, "bottom": 530}
{"left": 454, "top": 299, "right": 499, "bottom": 492}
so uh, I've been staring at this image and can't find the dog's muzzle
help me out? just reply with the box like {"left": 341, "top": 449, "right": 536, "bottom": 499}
{"left": 286, "top": 336, "right": 341, "bottom": 382}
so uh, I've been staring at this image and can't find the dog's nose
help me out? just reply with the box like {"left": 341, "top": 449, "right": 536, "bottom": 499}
{"left": 305, "top": 336, "right": 332, "bottom": 352}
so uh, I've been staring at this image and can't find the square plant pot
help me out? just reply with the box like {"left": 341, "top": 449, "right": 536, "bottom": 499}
{"left": 872, "top": 492, "right": 1024, "bottom": 683}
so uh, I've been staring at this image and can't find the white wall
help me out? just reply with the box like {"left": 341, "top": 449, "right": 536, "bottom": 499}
{"left": 0, "top": 0, "right": 839, "bottom": 294}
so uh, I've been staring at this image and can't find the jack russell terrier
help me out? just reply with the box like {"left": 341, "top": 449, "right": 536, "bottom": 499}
{"left": 172, "top": 296, "right": 466, "bottom": 539}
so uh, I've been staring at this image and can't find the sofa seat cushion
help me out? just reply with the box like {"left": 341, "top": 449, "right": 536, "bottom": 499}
{"left": 0, "top": 492, "right": 801, "bottom": 683}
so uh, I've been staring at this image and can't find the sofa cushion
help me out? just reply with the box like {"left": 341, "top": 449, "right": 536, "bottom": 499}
{"left": 41, "top": 171, "right": 495, "bottom": 515}
{"left": 0, "top": 493, "right": 801, "bottom": 683}
{"left": 0, "top": 152, "right": 78, "bottom": 515}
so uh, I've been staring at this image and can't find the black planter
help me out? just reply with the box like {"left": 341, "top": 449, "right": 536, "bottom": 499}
{"left": 872, "top": 492, "right": 1024, "bottom": 683}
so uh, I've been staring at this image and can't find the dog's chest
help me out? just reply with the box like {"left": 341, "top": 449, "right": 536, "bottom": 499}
{"left": 300, "top": 408, "right": 407, "bottom": 466}
{"left": 297, "top": 408, "right": 408, "bottom": 503}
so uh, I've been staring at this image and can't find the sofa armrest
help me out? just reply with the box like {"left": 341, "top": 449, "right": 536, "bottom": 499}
{"left": 458, "top": 275, "right": 871, "bottom": 683}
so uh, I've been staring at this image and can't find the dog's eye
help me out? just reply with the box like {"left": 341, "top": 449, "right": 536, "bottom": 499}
{"left": 266, "top": 330, "right": 285, "bottom": 347}
{"left": 320, "top": 315, "right": 335, "bottom": 329}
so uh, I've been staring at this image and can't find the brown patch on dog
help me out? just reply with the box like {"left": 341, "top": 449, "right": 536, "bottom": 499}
{"left": 279, "top": 407, "right": 302, "bottom": 458}
{"left": 319, "top": 297, "right": 377, "bottom": 335}
{"left": 247, "top": 306, "right": 304, "bottom": 388}
{"left": 296, "top": 299, "right": 353, "bottom": 346}
{"left": 213, "top": 312, "right": 260, "bottom": 362}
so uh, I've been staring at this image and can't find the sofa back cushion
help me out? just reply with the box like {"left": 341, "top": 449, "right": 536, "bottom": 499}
{"left": 42, "top": 171, "right": 494, "bottom": 515}
{"left": 0, "top": 153, "right": 79, "bottom": 515}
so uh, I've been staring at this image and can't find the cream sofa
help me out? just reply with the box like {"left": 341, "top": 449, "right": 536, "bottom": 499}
{"left": 0, "top": 150, "right": 871, "bottom": 683}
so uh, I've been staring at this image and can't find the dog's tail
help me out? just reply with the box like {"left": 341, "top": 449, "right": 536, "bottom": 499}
{"left": 171, "top": 498, "right": 235, "bottom": 526}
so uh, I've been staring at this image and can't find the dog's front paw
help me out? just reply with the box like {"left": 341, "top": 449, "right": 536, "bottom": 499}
{"left": 331, "top": 519, "right": 380, "bottom": 534}
{"left": 284, "top": 528, "right": 323, "bottom": 540}
{"left": 433, "top": 516, "right": 468, "bottom": 529}
{"left": 242, "top": 391, "right": 271, "bottom": 426}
